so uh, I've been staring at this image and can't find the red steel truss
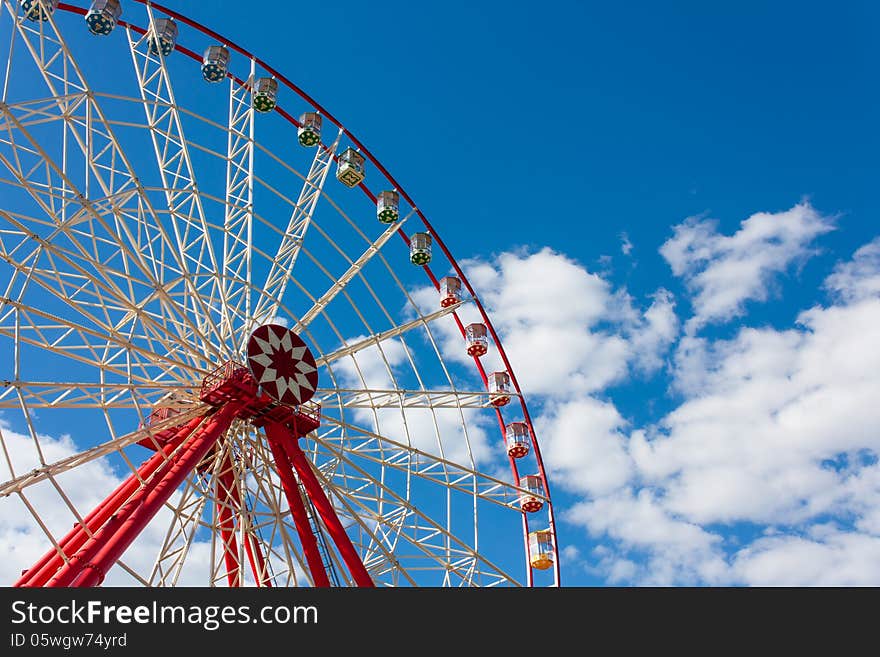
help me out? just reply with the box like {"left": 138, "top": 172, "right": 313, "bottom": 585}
{"left": 16, "top": 362, "right": 372, "bottom": 588}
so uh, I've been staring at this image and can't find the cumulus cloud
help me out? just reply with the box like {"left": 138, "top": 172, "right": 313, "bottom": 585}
{"left": 640, "top": 284, "right": 880, "bottom": 526}
{"left": 732, "top": 529, "right": 880, "bottom": 586}
{"left": 567, "top": 489, "right": 728, "bottom": 585}
{"left": 660, "top": 202, "right": 835, "bottom": 332}
{"left": 825, "top": 236, "right": 880, "bottom": 303}
{"left": 414, "top": 247, "right": 678, "bottom": 400}
{"left": 535, "top": 397, "right": 632, "bottom": 497}
{"left": 538, "top": 234, "right": 880, "bottom": 585}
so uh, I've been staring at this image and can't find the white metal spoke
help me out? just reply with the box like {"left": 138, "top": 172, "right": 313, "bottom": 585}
{"left": 298, "top": 210, "right": 414, "bottom": 329}
{"left": 0, "top": 380, "right": 192, "bottom": 409}
{"left": 0, "top": 298, "right": 204, "bottom": 383}
{"left": 310, "top": 441, "right": 519, "bottom": 587}
{"left": 316, "top": 301, "right": 465, "bottom": 367}
{"left": 317, "top": 416, "right": 542, "bottom": 509}
{"left": 149, "top": 470, "right": 214, "bottom": 587}
{"left": 221, "top": 63, "right": 255, "bottom": 346}
{"left": 317, "top": 387, "right": 517, "bottom": 409}
{"left": 0, "top": 2, "right": 222, "bottom": 354}
{"left": 238, "top": 429, "right": 310, "bottom": 586}
{"left": 0, "top": 105, "right": 223, "bottom": 367}
{"left": 126, "top": 13, "right": 225, "bottom": 348}
{"left": 250, "top": 129, "right": 342, "bottom": 331}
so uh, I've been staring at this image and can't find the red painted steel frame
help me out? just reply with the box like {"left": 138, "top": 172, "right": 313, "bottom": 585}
{"left": 266, "top": 432, "right": 331, "bottom": 588}
{"left": 219, "top": 454, "right": 272, "bottom": 587}
{"left": 50, "top": 1, "right": 560, "bottom": 585}
{"left": 15, "top": 415, "right": 206, "bottom": 588}
{"left": 45, "top": 404, "right": 240, "bottom": 587}
{"left": 266, "top": 423, "right": 373, "bottom": 587}
{"left": 216, "top": 454, "right": 242, "bottom": 587}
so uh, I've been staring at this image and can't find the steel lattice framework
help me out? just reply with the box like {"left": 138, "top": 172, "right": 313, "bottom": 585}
{"left": 0, "top": 0, "right": 560, "bottom": 587}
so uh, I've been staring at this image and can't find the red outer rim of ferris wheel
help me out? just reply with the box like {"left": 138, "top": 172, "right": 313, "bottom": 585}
{"left": 54, "top": 0, "right": 561, "bottom": 587}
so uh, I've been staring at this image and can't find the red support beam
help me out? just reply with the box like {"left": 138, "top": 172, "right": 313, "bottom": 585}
{"left": 215, "top": 455, "right": 242, "bottom": 587}
{"left": 15, "top": 416, "right": 205, "bottom": 588}
{"left": 51, "top": 404, "right": 241, "bottom": 587}
{"left": 220, "top": 458, "right": 272, "bottom": 587}
{"left": 268, "top": 424, "right": 374, "bottom": 587}
{"left": 265, "top": 430, "right": 330, "bottom": 588}
{"left": 243, "top": 527, "right": 271, "bottom": 587}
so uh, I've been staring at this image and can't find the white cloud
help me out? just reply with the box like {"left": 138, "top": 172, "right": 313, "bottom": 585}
{"left": 561, "top": 544, "right": 581, "bottom": 562}
{"left": 567, "top": 489, "right": 729, "bottom": 585}
{"left": 620, "top": 232, "right": 634, "bottom": 256}
{"left": 535, "top": 397, "right": 632, "bottom": 497}
{"left": 535, "top": 234, "right": 880, "bottom": 585}
{"left": 825, "top": 236, "right": 880, "bottom": 303}
{"left": 732, "top": 529, "right": 880, "bottom": 586}
{"left": 629, "top": 289, "right": 678, "bottom": 373}
{"left": 414, "top": 248, "right": 677, "bottom": 400}
{"left": 638, "top": 290, "right": 880, "bottom": 526}
{"left": 660, "top": 202, "right": 835, "bottom": 332}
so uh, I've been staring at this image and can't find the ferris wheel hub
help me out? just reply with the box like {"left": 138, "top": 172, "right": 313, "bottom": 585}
{"left": 246, "top": 324, "right": 318, "bottom": 406}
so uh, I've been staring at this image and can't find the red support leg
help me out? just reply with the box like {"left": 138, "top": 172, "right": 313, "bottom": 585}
{"left": 49, "top": 403, "right": 241, "bottom": 587}
{"left": 16, "top": 416, "right": 205, "bottom": 588}
{"left": 266, "top": 432, "right": 331, "bottom": 587}
{"left": 267, "top": 423, "right": 374, "bottom": 588}
{"left": 218, "top": 452, "right": 271, "bottom": 587}
{"left": 215, "top": 454, "right": 242, "bottom": 587}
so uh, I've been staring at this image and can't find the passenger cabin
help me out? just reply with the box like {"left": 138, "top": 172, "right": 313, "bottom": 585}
{"left": 529, "top": 530, "right": 554, "bottom": 570}
{"left": 488, "top": 371, "right": 511, "bottom": 407}
{"left": 252, "top": 77, "right": 278, "bottom": 113}
{"left": 505, "top": 421, "right": 530, "bottom": 459}
{"left": 336, "top": 147, "right": 365, "bottom": 187}
{"left": 149, "top": 18, "right": 178, "bottom": 57}
{"left": 465, "top": 323, "right": 488, "bottom": 357}
{"left": 201, "top": 45, "right": 230, "bottom": 82}
{"left": 376, "top": 190, "right": 400, "bottom": 223}
{"left": 85, "top": 0, "right": 121, "bottom": 35}
{"left": 519, "top": 475, "right": 545, "bottom": 513}
{"left": 409, "top": 232, "right": 432, "bottom": 266}
{"left": 21, "top": 0, "right": 58, "bottom": 22}
{"left": 298, "top": 112, "right": 322, "bottom": 147}
{"left": 439, "top": 276, "right": 461, "bottom": 308}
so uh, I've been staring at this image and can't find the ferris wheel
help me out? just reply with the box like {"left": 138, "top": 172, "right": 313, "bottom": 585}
{"left": 0, "top": 0, "right": 560, "bottom": 587}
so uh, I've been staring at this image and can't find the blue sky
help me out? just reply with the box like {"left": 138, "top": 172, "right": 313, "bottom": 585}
{"left": 1, "top": 0, "right": 878, "bottom": 586}
{"left": 183, "top": 0, "right": 878, "bottom": 584}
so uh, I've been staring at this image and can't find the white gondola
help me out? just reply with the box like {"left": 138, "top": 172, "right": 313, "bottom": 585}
{"left": 519, "top": 475, "right": 545, "bottom": 513}
{"left": 20, "top": 0, "right": 58, "bottom": 22}
{"left": 337, "top": 147, "right": 366, "bottom": 187}
{"left": 201, "top": 45, "right": 230, "bottom": 82}
{"left": 85, "top": 0, "right": 121, "bottom": 35}
{"left": 149, "top": 18, "right": 178, "bottom": 57}
{"left": 465, "top": 323, "right": 488, "bottom": 357}
{"left": 505, "top": 421, "right": 530, "bottom": 459}
{"left": 439, "top": 276, "right": 461, "bottom": 308}
{"left": 528, "top": 530, "right": 554, "bottom": 570}
{"left": 376, "top": 190, "right": 400, "bottom": 223}
{"left": 298, "top": 112, "right": 322, "bottom": 147}
{"left": 488, "top": 371, "right": 511, "bottom": 407}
